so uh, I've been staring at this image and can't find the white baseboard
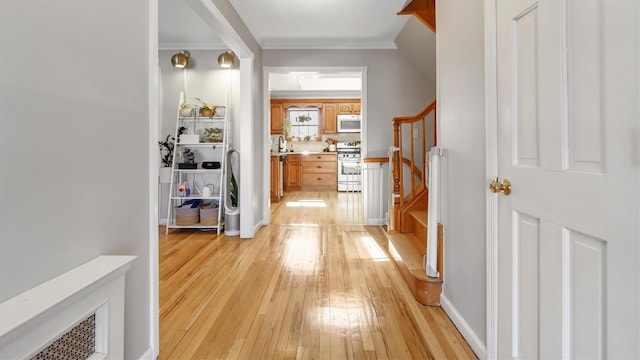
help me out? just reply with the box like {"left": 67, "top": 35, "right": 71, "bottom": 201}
{"left": 440, "top": 295, "right": 487, "bottom": 360}
{"left": 138, "top": 347, "right": 155, "bottom": 360}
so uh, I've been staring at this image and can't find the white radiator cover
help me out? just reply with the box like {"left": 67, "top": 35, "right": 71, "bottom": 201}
{"left": 0, "top": 256, "right": 136, "bottom": 359}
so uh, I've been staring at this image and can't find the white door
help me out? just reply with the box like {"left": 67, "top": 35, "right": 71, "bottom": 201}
{"left": 495, "top": 0, "right": 639, "bottom": 358}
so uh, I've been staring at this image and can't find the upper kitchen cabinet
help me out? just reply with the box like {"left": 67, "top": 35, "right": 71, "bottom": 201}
{"left": 270, "top": 103, "right": 284, "bottom": 134}
{"left": 322, "top": 103, "right": 337, "bottom": 134}
{"left": 337, "top": 102, "right": 361, "bottom": 115}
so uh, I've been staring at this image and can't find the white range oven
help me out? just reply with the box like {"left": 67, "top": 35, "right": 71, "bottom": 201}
{"left": 336, "top": 141, "right": 362, "bottom": 192}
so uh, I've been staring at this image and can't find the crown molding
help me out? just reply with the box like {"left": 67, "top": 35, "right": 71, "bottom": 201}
{"left": 158, "top": 42, "right": 228, "bottom": 51}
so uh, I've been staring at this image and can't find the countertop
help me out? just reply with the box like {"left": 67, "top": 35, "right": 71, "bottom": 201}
{"left": 270, "top": 151, "right": 337, "bottom": 156}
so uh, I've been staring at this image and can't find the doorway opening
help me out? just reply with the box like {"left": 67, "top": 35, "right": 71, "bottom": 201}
{"left": 263, "top": 66, "right": 368, "bottom": 226}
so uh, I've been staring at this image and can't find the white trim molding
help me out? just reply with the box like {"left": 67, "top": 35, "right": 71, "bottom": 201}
{"left": 484, "top": 0, "right": 499, "bottom": 358}
{"left": 441, "top": 295, "right": 487, "bottom": 359}
{"left": 148, "top": 0, "right": 160, "bottom": 357}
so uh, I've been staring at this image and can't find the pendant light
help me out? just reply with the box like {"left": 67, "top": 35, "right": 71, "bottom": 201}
{"left": 218, "top": 50, "right": 235, "bottom": 68}
{"left": 171, "top": 51, "right": 190, "bottom": 68}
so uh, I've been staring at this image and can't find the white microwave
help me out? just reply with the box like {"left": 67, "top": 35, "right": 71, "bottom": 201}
{"left": 337, "top": 114, "right": 362, "bottom": 133}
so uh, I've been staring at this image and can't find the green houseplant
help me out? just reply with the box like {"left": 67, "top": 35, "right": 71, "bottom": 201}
{"left": 158, "top": 126, "right": 186, "bottom": 167}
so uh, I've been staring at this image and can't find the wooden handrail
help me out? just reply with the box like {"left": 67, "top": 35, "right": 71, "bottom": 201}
{"left": 391, "top": 99, "right": 437, "bottom": 231}
{"left": 363, "top": 157, "right": 389, "bottom": 163}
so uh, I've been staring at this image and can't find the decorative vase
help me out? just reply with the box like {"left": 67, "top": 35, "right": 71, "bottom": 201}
{"left": 179, "top": 107, "right": 193, "bottom": 117}
{"left": 214, "top": 106, "right": 226, "bottom": 117}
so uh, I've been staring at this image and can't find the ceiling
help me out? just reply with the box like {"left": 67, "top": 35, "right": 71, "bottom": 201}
{"left": 159, "top": 0, "right": 410, "bottom": 50}
{"left": 159, "top": 0, "right": 418, "bottom": 93}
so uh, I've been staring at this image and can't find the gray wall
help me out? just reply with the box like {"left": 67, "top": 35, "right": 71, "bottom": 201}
{"left": 437, "top": 0, "right": 487, "bottom": 346}
{"left": 0, "top": 1, "right": 150, "bottom": 358}
{"left": 395, "top": 17, "right": 437, "bottom": 84}
{"left": 262, "top": 50, "right": 435, "bottom": 158}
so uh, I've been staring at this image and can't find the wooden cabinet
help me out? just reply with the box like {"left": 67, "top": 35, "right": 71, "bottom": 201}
{"left": 322, "top": 103, "right": 337, "bottom": 134}
{"left": 301, "top": 153, "right": 337, "bottom": 190}
{"left": 270, "top": 104, "right": 284, "bottom": 134}
{"left": 337, "top": 102, "right": 361, "bottom": 115}
{"left": 270, "top": 155, "right": 281, "bottom": 202}
{"left": 284, "top": 154, "right": 302, "bottom": 191}
{"left": 271, "top": 98, "right": 360, "bottom": 136}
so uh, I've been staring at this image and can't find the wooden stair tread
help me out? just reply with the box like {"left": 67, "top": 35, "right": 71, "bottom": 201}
{"left": 386, "top": 231, "right": 440, "bottom": 283}
{"left": 409, "top": 210, "right": 428, "bottom": 228}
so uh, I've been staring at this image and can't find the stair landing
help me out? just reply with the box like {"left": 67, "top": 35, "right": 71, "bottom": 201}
{"left": 385, "top": 229, "right": 443, "bottom": 306}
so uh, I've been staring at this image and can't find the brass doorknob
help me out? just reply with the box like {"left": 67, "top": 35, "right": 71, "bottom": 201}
{"left": 489, "top": 177, "right": 511, "bottom": 195}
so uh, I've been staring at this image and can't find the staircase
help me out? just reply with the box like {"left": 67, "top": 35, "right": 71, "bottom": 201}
{"left": 384, "top": 1, "right": 441, "bottom": 306}
{"left": 384, "top": 99, "right": 443, "bottom": 306}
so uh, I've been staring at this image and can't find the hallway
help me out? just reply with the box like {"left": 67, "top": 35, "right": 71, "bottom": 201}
{"left": 159, "top": 191, "right": 476, "bottom": 359}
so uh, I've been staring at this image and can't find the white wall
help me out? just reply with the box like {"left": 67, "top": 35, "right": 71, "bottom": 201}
{"left": 0, "top": 0, "right": 150, "bottom": 358}
{"left": 159, "top": 50, "right": 239, "bottom": 147}
{"left": 437, "top": 0, "right": 487, "bottom": 350}
{"left": 262, "top": 50, "right": 435, "bottom": 158}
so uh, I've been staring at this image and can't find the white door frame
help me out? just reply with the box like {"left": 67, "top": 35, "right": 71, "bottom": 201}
{"left": 484, "top": 0, "right": 499, "bottom": 359}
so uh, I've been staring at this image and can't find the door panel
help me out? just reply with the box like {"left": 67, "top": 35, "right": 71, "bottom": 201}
{"left": 496, "top": 0, "right": 639, "bottom": 358}
{"left": 567, "top": 0, "right": 604, "bottom": 173}
{"left": 569, "top": 230, "right": 605, "bottom": 358}
{"left": 513, "top": 6, "right": 540, "bottom": 168}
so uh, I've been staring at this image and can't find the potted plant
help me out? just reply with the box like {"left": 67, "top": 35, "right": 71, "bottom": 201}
{"left": 326, "top": 138, "right": 337, "bottom": 151}
{"left": 195, "top": 97, "right": 216, "bottom": 117}
{"left": 158, "top": 127, "right": 185, "bottom": 182}
{"left": 158, "top": 126, "right": 186, "bottom": 167}
{"left": 204, "top": 127, "right": 224, "bottom": 143}
{"left": 179, "top": 103, "right": 193, "bottom": 117}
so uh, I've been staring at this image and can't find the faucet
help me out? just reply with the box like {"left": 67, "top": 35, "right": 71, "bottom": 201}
{"left": 278, "top": 136, "right": 284, "bottom": 152}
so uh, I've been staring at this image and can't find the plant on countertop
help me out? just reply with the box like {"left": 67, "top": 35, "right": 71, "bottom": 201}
{"left": 282, "top": 117, "right": 291, "bottom": 137}
{"left": 158, "top": 126, "right": 186, "bottom": 167}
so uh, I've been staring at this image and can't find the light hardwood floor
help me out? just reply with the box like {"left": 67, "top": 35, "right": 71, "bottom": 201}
{"left": 159, "top": 191, "right": 477, "bottom": 359}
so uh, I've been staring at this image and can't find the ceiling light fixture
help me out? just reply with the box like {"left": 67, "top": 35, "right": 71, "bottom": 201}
{"left": 218, "top": 50, "right": 235, "bottom": 68}
{"left": 171, "top": 51, "right": 190, "bottom": 68}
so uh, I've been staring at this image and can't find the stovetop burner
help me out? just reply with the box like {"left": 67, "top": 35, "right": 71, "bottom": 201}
{"left": 336, "top": 141, "right": 361, "bottom": 149}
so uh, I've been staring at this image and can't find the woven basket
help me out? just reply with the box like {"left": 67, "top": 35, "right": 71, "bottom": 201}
{"left": 200, "top": 206, "right": 218, "bottom": 225}
{"left": 175, "top": 206, "right": 199, "bottom": 225}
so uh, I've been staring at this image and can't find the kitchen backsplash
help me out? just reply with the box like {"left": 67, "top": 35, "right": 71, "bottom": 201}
{"left": 270, "top": 133, "right": 360, "bottom": 153}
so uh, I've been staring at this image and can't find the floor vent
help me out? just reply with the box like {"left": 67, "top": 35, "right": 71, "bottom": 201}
{"left": 31, "top": 313, "right": 95, "bottom": 360}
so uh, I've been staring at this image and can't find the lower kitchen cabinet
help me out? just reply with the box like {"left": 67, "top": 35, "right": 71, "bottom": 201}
{"left": 284, "top": 154, "right": 302, "bottom": 191}
{"left": 270, "top": 155, "right": 281, "bottom": 202}
{"left": 301, "top": 153, "right": 337, "bottom": 190}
